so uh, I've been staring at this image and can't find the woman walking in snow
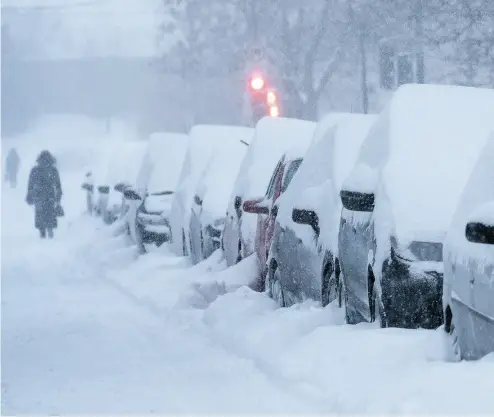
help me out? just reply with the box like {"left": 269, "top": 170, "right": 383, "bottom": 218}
{"left": 26, "top": 150, "right": 63, "bottom": 239}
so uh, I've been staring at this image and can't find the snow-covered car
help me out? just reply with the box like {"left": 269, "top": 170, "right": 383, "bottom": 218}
{"left": 241, "top": 117, "right": 317, "bottom": 291}
{"left": 93, "top": 140, "right": 148, "bottom": 224}
{"left": 189, "top": 128, "right": 253, "bottom": 264}
{"left": 223, "top": 116, "right": 320, "bottom": 267}
{"left": 338, "top": 84, "right": 494, "bottom": 330}
{"left": 123, "top": 132, "right": 189, "bottom": 251}
{"left": 268, "top": 113, "right": 377, "bottom": 307}
{"left": 169, "top": 125, "right": 252, "bottom": 257}
{"left": 443, "top": 132, "right": 494, "bottom": 361}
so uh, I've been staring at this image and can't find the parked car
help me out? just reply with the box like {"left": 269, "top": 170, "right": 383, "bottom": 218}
{"left": 95, "top": 140, "right": 148, "bottom": 224}
{"left": 443, "top": 132, "right": 494, "bottom": 361}
{"left": 267, "top": 113, "right": 377, "bottom": 307}
{"left": 169, "top": 125, "right": 253, "bottom": 257}
{"left": 189, "top": 128, "right": 253, "bottom": 263}
{"left": 122, "top": 132, "right": 189, "bottom": 252}
{"left": 223, "top": 116, "right": 321, "bottom": 267}
{"left": 338, "top": 84, "right": 494, "bottom": 330}
{"left": 241, "top": 117, "right": 317, "bottom": 291}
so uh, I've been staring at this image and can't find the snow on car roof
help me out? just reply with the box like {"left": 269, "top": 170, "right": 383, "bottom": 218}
{"left": 352, "top": 83, "right": 494, "bottom": 241}
{"left": 144, "top": 132, "right": 189, "bottom": 193}
{"left": 230, "top": 116, "right": 317, "bottom": 201}
{"left": 196, "top": 137, "right": 251, "bottom": 221}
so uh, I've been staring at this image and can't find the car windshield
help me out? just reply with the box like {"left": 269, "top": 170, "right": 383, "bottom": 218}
{"left": 281, "top": 159, "right": 303, "bottom": 193}
{"left": 407, "top": 241, "right": 443, "bottom": 262}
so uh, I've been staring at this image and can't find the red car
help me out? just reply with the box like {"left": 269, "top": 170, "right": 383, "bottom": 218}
{"left": 243, "top": 154, "right": 304, "bottom": 291}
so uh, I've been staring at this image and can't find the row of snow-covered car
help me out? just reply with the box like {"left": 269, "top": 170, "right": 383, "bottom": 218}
{"left": 84, "top": 83, "right": 494, "bottom": 362}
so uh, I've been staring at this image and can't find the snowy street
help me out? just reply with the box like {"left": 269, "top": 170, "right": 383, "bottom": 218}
{"left": 2, "top": 147, "right": 494, "bottom": 415}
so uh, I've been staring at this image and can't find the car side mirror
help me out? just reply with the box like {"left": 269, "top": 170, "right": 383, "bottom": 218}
{"left": 292, "top": 208, "right": 320, "bottom": 236}
{"left": 123, "top": 188, "right": 142, "bottom": 201}
{"left": 466, "top": 222, "right": 494, "bottom": 245}
{"left": 81, "top": 183, "right": 93, "bottom": 192}
{"left": 243, "top": 197, "right": 269, "bottom": 215}
{"left": 340, "top": 190, "right": 375, "bottom": 212}
{"left": 234, "top": 196, "right": 242, "bottom": 210}
{"left": 98, "top": 185, "right": 110, "bottom": 194}
{"left": 271, "top": 205, "right": 278, "bottom": 217}
{"left": 194, "top": 194, "right": 203, "bottom": 206}
{"left": 465, "top": 202, "right": 494, "bottom": 245}
{"left": 150, "top": 190, "right": 174, "bottom": 196}
{"left": 114, "top": 182, "right": 128, "bottom": 193}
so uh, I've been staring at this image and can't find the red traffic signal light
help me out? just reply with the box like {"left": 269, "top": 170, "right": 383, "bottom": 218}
{"left": 269, "top": 105, "right": 280, "bottom": 117}
{"left": 250, "top": 73, "right": 265, "bottom": 91}
{"left": 266, "top": 90, "right": 277, "bottom": 106}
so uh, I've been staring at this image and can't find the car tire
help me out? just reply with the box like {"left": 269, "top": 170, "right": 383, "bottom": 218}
{"left": 369, "top": 266, "right": 388, "bottom": 328}
{"left": 450, "top": 322, "right": 462, "bottom": 362}
{"left": 322, "top": 261, "right": 339, "bottom": 307}
{"left": 235, "top": 239, "right": 243, "bottom": 264}
{"left": 135, "top": 223, "right": 146, "bottom": 254}
{"left": 271, "top": 267, "right": 285, "bottom": 307}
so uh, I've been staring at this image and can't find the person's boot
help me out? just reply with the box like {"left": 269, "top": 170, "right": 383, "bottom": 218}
{"left": 39, "top": 228, "right": 46, "bottom": 239}
{"left": 47, "top": 228, "right": 54, "bottom": 239}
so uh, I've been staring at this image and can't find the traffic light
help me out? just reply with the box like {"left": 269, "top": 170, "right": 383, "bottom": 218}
{"left": 249, "top": 73, "right": 265, "bottom": 92}
{"left": 269, "top": 105, "right": 280, "bottom": 117}
{"left": 266, "top": 90, "right": 277, "bottom": 106}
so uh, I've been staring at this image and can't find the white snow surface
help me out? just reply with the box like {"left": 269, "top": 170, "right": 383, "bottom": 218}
{"left": 276, "top": 113, "right": 378, "bottom": 251}
{"left": 135, "top": 132, "right": 189, "bottom": 195}
{"left": 353, "top": 84, "right": 494, "bottom": 242}
{"left": 3, "top": 132, "right": 494, "bottom": 414}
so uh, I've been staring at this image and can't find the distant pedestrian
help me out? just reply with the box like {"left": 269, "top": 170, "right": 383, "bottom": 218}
{"left": 26, "top": 150, "right": 63, "bottom": 239}
{"left": 4, "top": 147, "right": 20, "bottom": 188}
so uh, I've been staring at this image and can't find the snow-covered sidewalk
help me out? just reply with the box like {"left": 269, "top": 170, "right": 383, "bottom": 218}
{"left": 2, "top": 166, "right": 494, "bottom": 414}
{"left": 1, "top": 187, "right": 321, "bottom": 414}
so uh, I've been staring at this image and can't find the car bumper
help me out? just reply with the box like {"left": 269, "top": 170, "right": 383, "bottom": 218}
{"left": 381, "top": 258, "right": 443, "bottom": 329}
{"left": 451, "top": 293, "right": 494, "bottom": 360}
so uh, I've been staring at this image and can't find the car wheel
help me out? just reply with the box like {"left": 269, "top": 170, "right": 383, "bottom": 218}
{"left": 135, "top": 224, "right": 146, "bottom": 254}
{"left": 321, "top": 262, "right": 337, "bottom": 307}
{"left": 369, "top": 266, "right": 387, "bottom": 328}
{"left": 236, "top": 239, "right": 243, "bottom": 264}
{"left": 450, "top": 322, "right": 462, "bottom": 362}
{"left": 271, "top": 268, "right": 285, "bottom": 307}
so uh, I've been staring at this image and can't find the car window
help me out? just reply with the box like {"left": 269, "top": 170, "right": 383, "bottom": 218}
{"left": 281, "top": 158, "right": 303, "bottom": 193}
{"left": 265, "top": 160, "right": 282, "bottom": 199}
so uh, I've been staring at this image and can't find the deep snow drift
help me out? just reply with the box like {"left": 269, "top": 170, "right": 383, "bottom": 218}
{"left": 2, "top": 128, "right": 494, "bottom": 414}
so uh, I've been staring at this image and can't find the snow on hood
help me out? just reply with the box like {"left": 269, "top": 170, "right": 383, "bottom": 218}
{"left": 276, "top": 113, "right": 378, "bottom": 251}
{"left": 229, "top": 116, "right": 317, "bottom": 203}
{"left": 444, "top": 132, "right": 494, "bottom": 264}
{"left": 195, "top": 134, "right": 251, "bottom": 224}
{"left": 349, "top": 83, "right": 494, "bottom": 242}
{"left": 135, "top": 132, "right": 189, "bottom": 195}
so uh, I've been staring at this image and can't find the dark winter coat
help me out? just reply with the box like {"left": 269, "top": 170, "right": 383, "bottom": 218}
{"left": 27, "top": 152, "right": 63, "bottom": 230}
